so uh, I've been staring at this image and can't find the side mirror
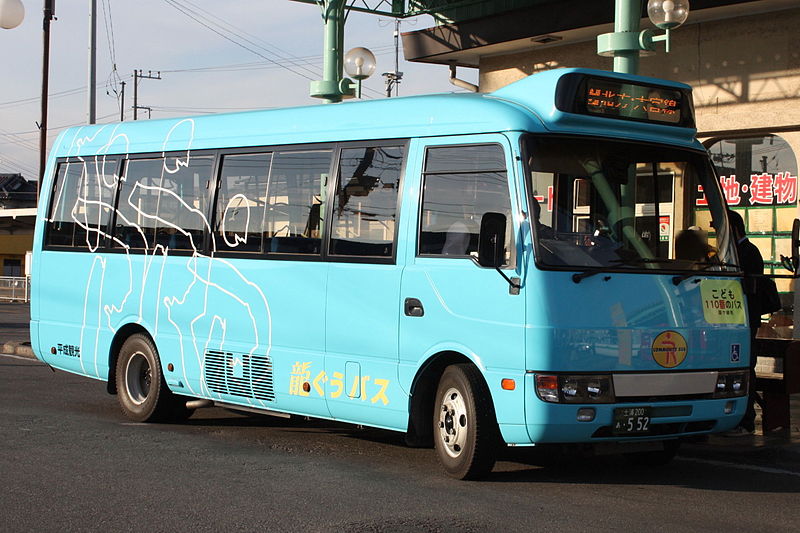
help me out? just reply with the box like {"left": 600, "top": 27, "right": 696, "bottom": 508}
{"left": 478, "top": 212, "right": 507, "bottom": 268}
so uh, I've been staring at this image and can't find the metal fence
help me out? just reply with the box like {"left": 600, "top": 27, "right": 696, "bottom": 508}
{"left": 0, "top": 277, "right": 29, "bottom": 303}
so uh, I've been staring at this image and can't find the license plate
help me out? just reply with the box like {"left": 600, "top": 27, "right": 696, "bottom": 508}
{"left": 613, "top": 407, "right": 652, "bottom": 435}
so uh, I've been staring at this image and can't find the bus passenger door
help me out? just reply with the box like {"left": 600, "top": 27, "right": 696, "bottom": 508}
{"left": 324, "top": 144, "right": 408, "bottom": 430}
{"left": 201, "top": 149, "right": 332, "bottom": 418}
{"left": 398, "top": 138, "right": 527, "bottom": 437}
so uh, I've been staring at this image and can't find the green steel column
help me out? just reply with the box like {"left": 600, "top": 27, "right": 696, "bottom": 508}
{"left": 613, "top": 0, "right": 642, "bottom": 74}
{"left": 310, "top": 0, "right": 353, "bottom": 103}
{"left": 597, "top": 0, "right": 645, "bottom": 75}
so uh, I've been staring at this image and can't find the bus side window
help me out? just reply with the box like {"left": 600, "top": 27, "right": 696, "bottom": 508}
{"left": 152, "top": 155, "right": 214, "bottom": 251}
{"left": 418, "top": 144, "right": 513, "bottom": 264}
{"left": 114, "top": 159, "right": 161, "bottom": 250}
{"left": 329, "top": 145, "right": 404, "bottom": 258}
{"left": 264, "top": 150, "right": 332, "bottom": 255}
{"left": 113, "top": 156, "right": 214, "bottom": 252}
{"left": 45, "top": 163, "right": 84, "bottom": 247}
{"left": 46, "top": 160, "right": 115, "bottom": 249}
{"left": 213, "top": 153, "right": 273, "bottom": 254}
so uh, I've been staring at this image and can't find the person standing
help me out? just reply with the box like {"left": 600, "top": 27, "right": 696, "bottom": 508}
{"left": 725, "top": 210, "right": 763, "bottom": 435}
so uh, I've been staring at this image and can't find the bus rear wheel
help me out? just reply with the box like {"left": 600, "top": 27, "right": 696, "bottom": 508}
{"left": 115, "top": 333, "right": 193, "bottom": 423}
{"left": 433, "top": 364, "right": 498, "bottom": 480}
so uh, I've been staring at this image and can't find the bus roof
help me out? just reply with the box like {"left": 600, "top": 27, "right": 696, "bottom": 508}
{"left": 51, "top": 68, "right": 699, "bottom": 158}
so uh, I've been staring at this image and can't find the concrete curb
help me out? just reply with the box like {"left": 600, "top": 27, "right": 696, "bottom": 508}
{"left": 1, "top": 341, "right": 36, "bottom": 360}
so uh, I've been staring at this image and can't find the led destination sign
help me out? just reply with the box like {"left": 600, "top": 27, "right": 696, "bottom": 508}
{"left": 582, "top": 78, "right": 684, "bottom": 125}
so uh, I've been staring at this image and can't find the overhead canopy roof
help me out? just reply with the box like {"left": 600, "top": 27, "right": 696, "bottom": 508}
{"left": 401, "top": 0, "right": 797, "bottom": 67}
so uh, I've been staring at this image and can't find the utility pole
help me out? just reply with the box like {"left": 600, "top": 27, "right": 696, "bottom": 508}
{"left": 119, "top": 80, "right": 125, "bottom": 122}
{"left": 87, "top": 0, "right": 96, "bottom": 124}
{"left": 132, "top": 69, "right": 160, "bottom": 120}
{"left": 38, "top": 0, "right": 55, "bottom": 197}
{"left": 382, "top": 18, "right": 403, "bottom": 97}
{"left": 132, "top": 69, "right": 137, "bottom": 120}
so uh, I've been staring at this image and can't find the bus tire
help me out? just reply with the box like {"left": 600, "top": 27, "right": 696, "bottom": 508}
{"left": 624, "top": 440, "right": 680, "bottom": 467}
{"left": 433, "top": 364, "right": 498, "bottom": 480}
{"left": 115, "top": 333, "right": 190, "bottom": 423}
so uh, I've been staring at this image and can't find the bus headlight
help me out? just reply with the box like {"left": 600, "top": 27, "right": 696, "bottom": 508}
{"left": 535, "top": 374, "right": 615, "bottom": 403}
{"left": 713, "top": 371, "right": 749, "bottom": 398}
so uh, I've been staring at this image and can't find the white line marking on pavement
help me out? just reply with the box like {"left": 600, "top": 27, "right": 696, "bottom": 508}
{"left": 0, "top": 353, "right": 40, "bottom": 362}
{"left": 677, "top": 457, "right": 800, "bottom": 478}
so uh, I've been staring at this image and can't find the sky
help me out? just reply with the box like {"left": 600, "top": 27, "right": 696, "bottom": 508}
{"left": 0, "top": 0, "right": 478, "bottom": 180}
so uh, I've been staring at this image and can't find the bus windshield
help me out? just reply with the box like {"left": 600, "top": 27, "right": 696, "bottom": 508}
{"left": 525, "top": 136, "right": 737, "bottom": 273}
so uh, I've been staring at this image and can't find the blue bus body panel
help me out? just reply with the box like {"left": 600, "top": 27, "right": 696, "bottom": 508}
{"left": 492, "top": 68, "right": 700, "bottom": 150}
{"left": 30, "top": 67, "right": 751, "bottom": 445}
{"left": 47, "top": 93, "right": 545, "bottom": 159}
{"left": 526, "top": 271, "right": 750, "bottom": 372}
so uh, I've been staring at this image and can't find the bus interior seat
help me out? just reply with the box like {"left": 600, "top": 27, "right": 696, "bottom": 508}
{"left": 442, "top": 221, "right": 471, "bottom": 256}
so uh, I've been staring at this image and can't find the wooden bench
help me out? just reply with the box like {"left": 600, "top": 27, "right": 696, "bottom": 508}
{"left": 753, "top": 338, "right": 800, "bottom": 432}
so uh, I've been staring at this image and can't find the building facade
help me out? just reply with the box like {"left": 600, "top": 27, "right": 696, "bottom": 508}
{"left": 0, "top": 174, "right": 36, "bottom": 277}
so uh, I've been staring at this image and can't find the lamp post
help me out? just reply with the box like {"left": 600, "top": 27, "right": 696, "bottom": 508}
{"left": 597, "top": 0, "right": 690, "bottom": 75}
{"left": 0, "top": 0, "right": 24, "bottom": 29}
{"left": 344, "top": 47, "right": 376, "bottom": 99}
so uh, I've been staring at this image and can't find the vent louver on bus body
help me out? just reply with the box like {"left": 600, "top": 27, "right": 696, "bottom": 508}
{"left": 203, "top": 350, "right": 275, "bottom": 401}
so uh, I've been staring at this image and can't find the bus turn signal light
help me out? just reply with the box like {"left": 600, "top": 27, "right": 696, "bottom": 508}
{"left": 501, "top": 379, "right": 516, "bottom": 390}
{"left": 535, "top": 374, "right": 559, "bottom": 403}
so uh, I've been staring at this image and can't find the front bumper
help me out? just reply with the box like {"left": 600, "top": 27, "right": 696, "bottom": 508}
{"left": 523, "top": 373, "right": 746, "bottom": 443}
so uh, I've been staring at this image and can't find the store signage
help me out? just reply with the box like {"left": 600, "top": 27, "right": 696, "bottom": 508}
{"left": 696, "top": 172, "right": 798, "bottom": 207}
{"left": 659, "top": 215, "right": 670, "bottom": 242}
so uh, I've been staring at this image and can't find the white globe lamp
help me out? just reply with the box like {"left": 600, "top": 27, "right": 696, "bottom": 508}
{"left": 0, "top": 0, "right": 25, "bottom": 30}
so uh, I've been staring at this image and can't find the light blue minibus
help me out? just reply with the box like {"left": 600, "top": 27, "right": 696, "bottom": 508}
{"left": 32, "top": 68, "right": 758, "bottom": 479}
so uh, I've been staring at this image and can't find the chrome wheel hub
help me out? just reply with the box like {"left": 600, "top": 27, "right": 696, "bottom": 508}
{"left": 438, "top": 387, "right": 468, "bottom": 458}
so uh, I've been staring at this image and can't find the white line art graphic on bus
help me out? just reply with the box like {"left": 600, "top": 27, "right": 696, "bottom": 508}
{"left": 49, "top": 119, "right": 273, "bottom": 406}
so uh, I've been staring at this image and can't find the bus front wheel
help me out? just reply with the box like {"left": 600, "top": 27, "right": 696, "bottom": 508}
{"left": 433, "top": 364, "right": 498, "bottom": 480}
{"left": 115, "top": 333, "right": 193, "bottom": 423}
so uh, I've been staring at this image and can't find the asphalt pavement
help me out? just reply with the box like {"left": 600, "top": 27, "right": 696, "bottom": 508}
{"left": 0, "top": 304, "right": 800, "bottom": 531}
{"left": 2, "top": 355, "right": 800, "bottom": 532}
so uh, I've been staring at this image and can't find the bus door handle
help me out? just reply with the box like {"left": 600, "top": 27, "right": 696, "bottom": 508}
{"left": 404, "top": 298, "right": 424, "bottom": 317}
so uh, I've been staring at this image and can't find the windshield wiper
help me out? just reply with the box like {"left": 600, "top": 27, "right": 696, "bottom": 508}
{"left": 572, "top": 257, "right": 669, "bottom": 283}
{"left": 572, "top": 256, "right": 742, "bottom": 285}
{"left": 672, "top": 261, "right": 741, "bottom": 286}
{"left": 571, "top": 267, "right": 614, "bottom": 283}
{"left": 609, "top": 257, "right": 673, "bottom": 267}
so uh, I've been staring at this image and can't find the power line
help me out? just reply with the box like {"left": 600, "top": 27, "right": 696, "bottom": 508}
{"left": 0, "top": 128, "right": 39, "bottom": 152}
{"left": 150, "top": 104, "right": 279, "bottom": 114}
{"left": 0, "top": 151, "right": 39, "bottom": 177}
{"left": 162, "top": 0, "right": 317, "bottom": 83}
{"left": 162, "top": 0, "right": 384, "bottom": 98}
{"left": 160, "top": 47, "right": 395, "bottom": 74}
{"left": 0, "top": 75, "right": 132, "bottom": 111}
{"left": 175, "top": 0, "right": 329, "bottom": 81}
